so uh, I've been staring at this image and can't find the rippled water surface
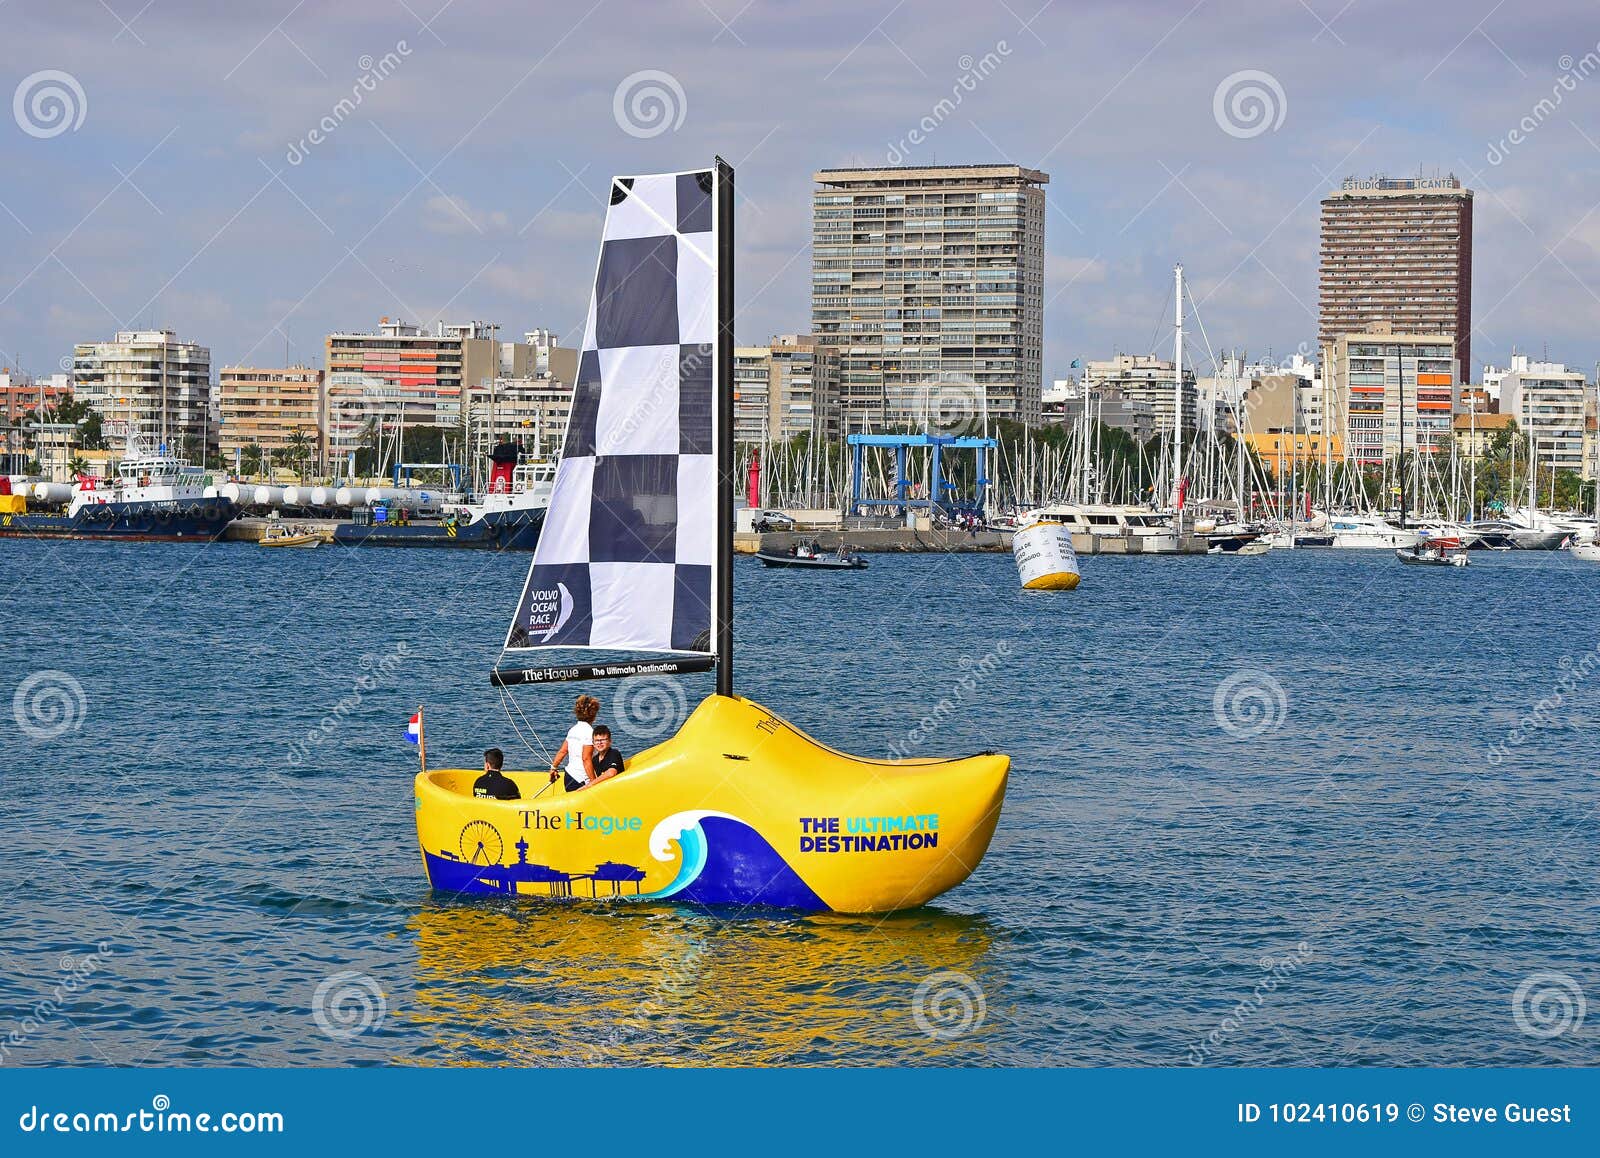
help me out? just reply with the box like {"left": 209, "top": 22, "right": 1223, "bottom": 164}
{"left": 2, "top": 540, "right": 1597, "bottom": 1066}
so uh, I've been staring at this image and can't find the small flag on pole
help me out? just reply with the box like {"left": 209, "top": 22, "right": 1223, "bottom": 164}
{"left": 407, "top": 706, "right": 427, "bottom": 775}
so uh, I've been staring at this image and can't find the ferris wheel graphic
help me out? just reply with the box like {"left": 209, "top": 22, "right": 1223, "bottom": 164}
{"left": 459, "top": 820, "right": 504, "bottom": 866}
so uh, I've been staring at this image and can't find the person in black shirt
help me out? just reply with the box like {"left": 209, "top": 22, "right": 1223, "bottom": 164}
{"left": 473, "top": 748, "right": 520, "bottom": 800}
{"left": 590, "top": 726, "right": 624, "bottom": 786}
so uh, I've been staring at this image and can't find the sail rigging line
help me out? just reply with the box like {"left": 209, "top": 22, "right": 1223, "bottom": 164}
{"left": 497, "top": 682, "right": 556, "bottom": 768}
{"left": 1145, "top": 280, "right": 1175, "bottom": 359}
{"left": 1180, "top": 279, "right": 1227, "bottom": 506}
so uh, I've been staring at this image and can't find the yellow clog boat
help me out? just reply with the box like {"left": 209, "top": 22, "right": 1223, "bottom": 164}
{"left": 416, "top": 694, "right": 1007, "bottom": 911}
{"left": 412, "top": 160, "right": 1010, "bottom": 913}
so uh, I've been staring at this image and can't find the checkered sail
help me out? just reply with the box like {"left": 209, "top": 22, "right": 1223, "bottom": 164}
{"left": 505, "top": 169, "right": 718, "bottom": 655}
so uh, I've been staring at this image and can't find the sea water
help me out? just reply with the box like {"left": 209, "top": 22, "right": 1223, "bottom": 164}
{"left": 1, "top": 541, "right": 1596, "bottom": 1066}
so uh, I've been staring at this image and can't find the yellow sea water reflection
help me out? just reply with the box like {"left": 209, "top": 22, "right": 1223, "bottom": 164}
{"left": 403, "top": 898, "right": 1005, "bottom": 1066}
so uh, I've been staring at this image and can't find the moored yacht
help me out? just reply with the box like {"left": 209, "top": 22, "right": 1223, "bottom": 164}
{"left": 1326, "top": 513, "right": 1420, "bottom": 550}
{"left": 1027, "top": 503, "right": 1182, "bottom": 552}
{"left": 1504, "top": 506, "right": 1594, "bottom": 546}
{"left": 1466, "top": 520, "right": 1563, "bottom": 550}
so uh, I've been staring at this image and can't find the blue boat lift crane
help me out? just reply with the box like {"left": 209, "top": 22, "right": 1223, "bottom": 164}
{"left": 847, "top": 433, "right": 997, "bottom": 519}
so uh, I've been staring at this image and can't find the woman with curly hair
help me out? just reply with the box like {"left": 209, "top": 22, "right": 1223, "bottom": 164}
{"left": 548, "top": 694, "right": 600, "bottom": 793}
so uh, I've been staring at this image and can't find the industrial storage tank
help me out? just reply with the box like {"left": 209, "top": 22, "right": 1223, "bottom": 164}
{"left": 31, "top": 481, "right": 74, "bottom": 504}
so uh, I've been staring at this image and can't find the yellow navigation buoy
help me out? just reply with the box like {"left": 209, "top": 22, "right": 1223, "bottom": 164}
{"left": 1013, "top": 520, "right": 1080, "bottom": 590}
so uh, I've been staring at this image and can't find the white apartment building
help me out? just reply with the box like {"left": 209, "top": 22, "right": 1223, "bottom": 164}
{"left": 733, "top": 335, "right": 840, "bottom": 445}
{"left": 1084, "top": 353, "right": 1198, "bottom": 437}
{"left": 73, "top": 330, "right": 213, "bottom": 456}
{"left": 1494, "top": 354, "right": 1591, "bottom": 476}
{"left": 463, "top": 339, "right": 581, "bottom": 461}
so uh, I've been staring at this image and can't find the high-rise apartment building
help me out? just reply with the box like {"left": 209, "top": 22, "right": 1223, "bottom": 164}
{"left": 217, "top": 366, "right": 326, "bottom": 465}
{"left": 811, "top": 164, "right": 1047, "bottom": 431}
{"left": 1324, "top": 323, "right": 1457, "bottom": 467}
{"left": 73, "top": 330, "right": 213, "bottom": 456}
{"left": 324, "top": 319, "right": 532, "bottom": 460}
{"left": 1320, "top": 175, "right": 1474, "bottom": 375}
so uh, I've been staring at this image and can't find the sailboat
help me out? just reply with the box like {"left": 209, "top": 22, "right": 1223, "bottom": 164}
{"left": 412, "top": 162, "right": 1010, "bottom": 912}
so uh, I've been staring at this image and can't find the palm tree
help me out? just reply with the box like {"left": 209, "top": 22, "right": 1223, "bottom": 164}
{"left": 241, "top": 443, "right": 263, "bottom": 477}
{"left": 66, "top": 455, "right": 89, "bottom": 478}
{"left": 284, "top": 427, "right": 314, "bottom": 481}
{"left": 357, "top": 416, "right": 381, "bottom": 478}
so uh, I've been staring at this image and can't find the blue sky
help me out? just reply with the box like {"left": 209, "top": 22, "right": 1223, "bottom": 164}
{"left": 4, "top": 0, "right": 1600, "bottom": 383}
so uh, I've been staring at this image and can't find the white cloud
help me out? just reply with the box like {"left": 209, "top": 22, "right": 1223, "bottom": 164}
{"left": 422, "top": 194, "right": 511, "bottom": 237}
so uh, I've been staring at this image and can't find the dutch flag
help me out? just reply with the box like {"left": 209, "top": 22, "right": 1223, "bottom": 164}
{"left": 405, "top": 710, "right": 422, "bottom": 745}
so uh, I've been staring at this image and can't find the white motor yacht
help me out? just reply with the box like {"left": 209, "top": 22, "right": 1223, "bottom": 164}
{"left": 1327, "top": 513, "right": 1421, "bottom": 550}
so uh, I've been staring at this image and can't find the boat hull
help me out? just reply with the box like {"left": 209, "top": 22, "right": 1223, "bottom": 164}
{"left": 1330, "top": 530, "right": 1420, "bottom": 549}
{"left": 754, "top": 552, "right": 867, "bottom": 569}
{"left": 1396, "top": 549, "right": 1467, "bottom": 566}
{"left": 333, "top": 507, "right": 544, "bottom": 550}
{"left": 1511, "top": 529, "right": 1567, "bottom": 550}
{"left": 1206, "top": 533, "right": 1259, "bottom": 553}
{"left": 0, "top": 498, "right": 237, "bottom": 541}
{"left": 414, "top": 694, "right": 1008, "bottom": 913}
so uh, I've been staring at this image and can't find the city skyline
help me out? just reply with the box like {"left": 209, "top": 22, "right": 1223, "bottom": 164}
{"left": 5, "top": 2, "right": 1600, "bottom": 384}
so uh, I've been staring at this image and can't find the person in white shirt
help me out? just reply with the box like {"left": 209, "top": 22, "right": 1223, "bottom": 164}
{"left": 548, "top": 694, "right": 600, "bottom": 793}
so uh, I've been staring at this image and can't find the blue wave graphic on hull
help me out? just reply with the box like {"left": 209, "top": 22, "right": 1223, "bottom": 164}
{"left": 641, "top": 815, "right": 825, "bottom": 910}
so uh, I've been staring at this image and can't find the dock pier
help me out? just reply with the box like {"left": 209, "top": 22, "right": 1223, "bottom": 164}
{"left": 736, "top": 529, "right": 1209, "bottom": 555}
{"left": 223, "top": 518, "right": 1207, "bottom": 555}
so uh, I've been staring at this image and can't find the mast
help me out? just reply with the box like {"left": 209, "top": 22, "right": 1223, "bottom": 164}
{"left": 1397, "top": 342, "right": 1407, "bottom": 525}
{"left": 1290, "top": 377, "right": 1299, "bottom": 537}
{"left": 1322, "top": 347, "right": 1332, "bottom": 512}
{"left": 1468, "top": 389, "right": 1476, "bottom": 522}
{"left": 1173, "top": 263, "right": 1185, "bottom": 509}
{"left": 1527, "top": 412, "right": 1537, "bottom": 513}
{"left": 1235, "top": 403, "right": 1245, "bottom": 523}
{"left": 715, "top": 157, "right": 735, "bottom": 699}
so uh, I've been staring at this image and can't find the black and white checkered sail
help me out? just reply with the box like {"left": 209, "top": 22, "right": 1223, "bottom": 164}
{"left": 505, "top": 170, "right": 718, "bottom": 655}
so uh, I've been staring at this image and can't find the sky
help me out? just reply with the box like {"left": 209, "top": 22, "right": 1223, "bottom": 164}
{"left": 4, "top": 0, "right": 1600, "bottom": 384}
